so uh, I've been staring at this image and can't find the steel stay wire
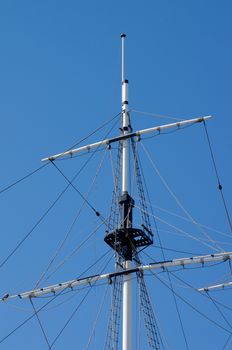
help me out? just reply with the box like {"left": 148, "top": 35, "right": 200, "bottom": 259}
{"left": 49, "top": 252, "right": 113, "bottom": 348}
{"left": 34, "top": 148, "right": 108, "bottom": 288}
{"left": 0, "top": 111, "right": 121, "bottom": 196}
{"left": 133, "top": 198, "right": 232, "bottom": 241}
{"left": 44, "top": 111, "right": 121, "bottom": 162}
{"left": 85, "top": 283, "right": 110, "bottom": 350}
{"left": 0, "top": 113, "right": 121, "bottom": 271}
{"left": 0, "top": 163, "right": 49, "bottom": 195}
{"left": 223, "top": 335, "right": 232, "bottom": 350}
{"left": 43, "top": 217, "right": 110, "bottom": 283}
{"left": 0, "top": 149, "right": 101, "bottom": 270}
{"left": 50, "top": 160, "right": 102, "bottom": 217}
{"left": 142, "top": 251, "right": 232, "bottom": 332}
{"left": 203, "top": 121, "right": 232, "bottom": 233}
{"left": 134, "top": 139, "right": 190, "bottom": 348}
{"left": 206, "top": 291, "right": 232, "bottom": 330}
{"left": 142, "top": 250, "right": 232, "bottom": 311}
{"left": 0, "top": 249, "right": 112, "bottom": 345}
{"left": 131, "top": 109, "right": 183, "bottom": 121}
{"left": 170, "top": 267, "right": 232, "bottom": 313}
{"left": 49, "top": 113, "right": 122, "bottom": 224}
{"left": 134, "top": 205, "right": 220, "bottom": 251}
{"left": 137, "top": 271, "right": 165, "bottom": 350}
{"left": 29, "top": 298, "right": 52, "bottom": 349}
{"left": 154, "top": 228, "right": 232, "bottom": 248}
{"left": 140, "top": 141, "right": 223, "bottom": 252}
{"left": 147, "top": 268, "right": 232, "bottom": 335}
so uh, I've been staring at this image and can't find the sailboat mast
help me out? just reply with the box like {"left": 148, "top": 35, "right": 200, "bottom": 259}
{"left": 121, "top": 33, "right": 132, "bottom": 350}
{"left": 121, "top": 33, "right": 129, "bottom": 194}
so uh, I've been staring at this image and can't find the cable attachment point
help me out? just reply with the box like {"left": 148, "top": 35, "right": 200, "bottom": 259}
{"left": 136, "top": 135, "right": 141, "bottom": 142}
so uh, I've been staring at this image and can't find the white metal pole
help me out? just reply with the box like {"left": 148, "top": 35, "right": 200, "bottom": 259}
{"left": 121, "top": 33, "right": 132, "bottom": 350}
{"left": 121, "top": 33, "right": 129, "bottom": 194}
{"left": 122, "top": 260, "right": 132, "bottom": 350}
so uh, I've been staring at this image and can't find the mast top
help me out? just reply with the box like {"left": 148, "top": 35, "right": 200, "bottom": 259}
{"left": 121, "top": 33, "right": 126, "bottom": 83}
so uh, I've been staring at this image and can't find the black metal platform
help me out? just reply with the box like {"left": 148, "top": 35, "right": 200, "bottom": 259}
{"left": 104, "top": 227, "right": 153, "bottom": 257}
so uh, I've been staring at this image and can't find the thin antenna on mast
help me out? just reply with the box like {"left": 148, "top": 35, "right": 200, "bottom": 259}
{"left": 121, "top": 33, "right": 126, "bottom": 82}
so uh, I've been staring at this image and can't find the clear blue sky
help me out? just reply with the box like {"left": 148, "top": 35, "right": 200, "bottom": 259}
{"left": 0, "top": 1, "right": 232, "bottom": 349}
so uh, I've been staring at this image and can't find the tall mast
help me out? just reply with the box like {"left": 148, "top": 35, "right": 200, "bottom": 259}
{"left": 1, "top": 33, "right": 222, "bottom": 350}
{"left": 37, "top": 35, "right": 213, "bottom": 349}
{"left": 121, "top": 33, "right": 132, "bottom": 350}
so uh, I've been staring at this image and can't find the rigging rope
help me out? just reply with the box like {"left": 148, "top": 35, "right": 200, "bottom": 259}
{"left": 131, "top": 139, "right": 152, "bottom": 234}
{"left": 206, "top": 291, "right": 232, "bottom": 330}
{"left": 0, "top": 148, "right": 103, "bottom": 271}
{"left": 142, "top": 251, "right": 232, "bottom": 336}
{"left": 131, "top": 109, "right": 182, "bottom": 121}
{"left": 0, "top": 163, "right": 49, "bottom": 195}
{"left": 140, "top": 142, "right": 223, "bottom": 252}
{"left": 49, "top": 253, "right": 113, "bottom": 348}
{"left": 50, "top": 160, "right": 101, "bottom": 216}
{"left": 49, "top": 111, "right": 121, "bottom": 162}
{"left": 34, "top": 149, "right": 108, "bottom": 288}
{"left": 29, "top": 298, "right": 52, "bottom": 349}
{"left": 203, "top": 121, "right": 232, "bottom": 233}
{"left": 135, "top": 205, "right": 220, "bottom": 251}
{"left": 104, "top": 274, "right": 123, "bottom": 350}
{"left": 149, "top": 269, "right": 232, "bottom": 335}
{"left": 0, "top": 250, "right": 112, "bottom": 345}
{"left": 85, "top": 284, "right": 109, "bottom": 350}
{"left": 137, "top": 271, "right": 164, "bottom": 350}
{"left": 43, "top": 218, "right": 110, "bottom": 283}
{"left": 0, "top": 111, "right": 121, "bottom": 196}
{"left": 0, "top": 112, "right": 121, "bottom": 270}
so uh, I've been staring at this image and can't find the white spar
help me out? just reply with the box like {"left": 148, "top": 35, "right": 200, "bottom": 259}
{"left": 198, "top": 281, "right": 232, "bottom": 292}
{"left": 41, "top": 116, "right": 212, "bottom": 162}
{"left": 1, "top": 251, "right": 231, "bottom": 301}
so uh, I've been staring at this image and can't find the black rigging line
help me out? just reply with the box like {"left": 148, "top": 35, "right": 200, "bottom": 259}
{"left": 137, "top": 272, "right": 164, "bottom": 350}
{"left": 143, "top": 250, "right": 232, "bottom": 312}
{"left": 49, "top": 113, "right": 122, "bottom": 225}
{"left": 223, "top": 335, "right": 232, "bottom": 350}
{"left": 169, "top": 269, "right": 232, "bottom": 314}
{"left": 139, "top": 156, "right": 190, "bottom": 349}
{"left": 0, "top": 183, "right": 70, "bottom": 270}
{"left": 29, "top": 298, "right": 52, "bottom": 349}
{"left": 0, "top": 250, "right": 111, "bottom": 345}
{"left": 203, "top": 121, "right": 232, "bottom": 233}
{"left": 50, "top": 160, "right": 101, "bottom": 217}
{"left": 149, "top": 269, "right": 232, "bottom": 335}
{"left": 0, "top": 111, "right": 121, "bottom": 196}
{"left": 0, "top": 163, "right": 49, "bottom": 195}
{"left": 50, "top": 111, "right": 121, "bottom": 161}
{"left": 151, "top": 245, "right": 203, "bottom": 256}
{"left": 0, "top": 292, "right": 57, "bottom": 345}
{"left": 142, "top": 250, "right": 232, "bottom": 346}
{"left": 0, "top": 113, "right": 121, "bottom": 270}
{"left": 49, "top": 253, "right": 113, "bottom": 348}
{"left": 133, "top": 141, "right": 188, "bottom": 348}
{"left": 50, "top": 287, "right": 93, "bottom": 348}
{"left": 105, "top": 274, "right": 123, "bottom": 350}
{"left": 206, "top": 292, "right": 232, "bottom": 330}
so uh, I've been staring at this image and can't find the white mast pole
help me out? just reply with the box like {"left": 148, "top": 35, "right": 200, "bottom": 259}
{"left": 121, "top": 33, "right": 132, "bottom": 350}
{"left": 121, "top": 33, "right": 129, "bottom": 194}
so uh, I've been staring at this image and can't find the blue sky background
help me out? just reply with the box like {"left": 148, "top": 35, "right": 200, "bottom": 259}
{"left": 0, "top": 1, "right": 232, "bottom": 349}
